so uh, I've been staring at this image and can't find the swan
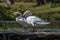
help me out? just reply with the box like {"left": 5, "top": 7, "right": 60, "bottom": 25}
{"left": 23, "top": 10, "right": 50, "bottom": 27}
{"left": 13, "top": 11, "right": 32, "bottom": 27}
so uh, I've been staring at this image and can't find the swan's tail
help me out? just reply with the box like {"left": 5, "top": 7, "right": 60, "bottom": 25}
{"left": 36, "top": 22, "right": 50, "bottom": 25}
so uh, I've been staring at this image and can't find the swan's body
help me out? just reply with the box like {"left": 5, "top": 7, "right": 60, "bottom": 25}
{"left": 26, "top": 16, "right": 50, "bottom": 27}
{"left": 23, "top": 10, "right": 50, "bottom": 27}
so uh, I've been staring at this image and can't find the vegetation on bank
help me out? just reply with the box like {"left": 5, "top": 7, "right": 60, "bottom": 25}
{"left": 0, "top": 3, "right": 60, "bottom": 28}
{"left": 0, "top": 3, "right": 60, "bottom": 20}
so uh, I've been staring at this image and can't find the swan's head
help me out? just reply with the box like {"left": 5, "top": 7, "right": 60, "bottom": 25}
{"left": 23, "top": 10, "right": 32, "bottom": 17}
{"left": 13, "top": 12, "right": 22, "bottom": 16}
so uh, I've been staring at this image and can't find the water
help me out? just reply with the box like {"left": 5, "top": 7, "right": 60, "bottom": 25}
{"left": 0, "top": 21, "right": 60, "bottom": 32}
{"left": 0, "top": 28, "right": 60, "bottom": 32}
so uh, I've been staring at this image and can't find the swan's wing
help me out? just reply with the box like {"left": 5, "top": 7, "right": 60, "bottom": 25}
{"left": 26, "top": 16, "right": 45, "bottom": 22}
{"left": 16, "top": 17, "right": 26, "bottom": 25}
{"left": 16, "top": 16, "right": 23, "bottom": 21}
{"left": 26, "top": 16, "right": 50, "bottom": 26}
{"left": 34, "top": 17, "right": 50, "bottom": 25}
{"left": 33, "top": 17, "right": 50, "bottom": 25}
{"left": 26, "top": 16, "right": 44, "bottom": 26}
{"left": 16, "top": 16, "right": 27, "bottom": 24}
{"left": 18, "top": 18, "right": 32, "bottom": 27}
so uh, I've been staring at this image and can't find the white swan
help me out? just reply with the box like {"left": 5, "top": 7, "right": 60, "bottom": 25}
{"left": 13, "top": 11, "right": 32, "bottom": 27}
{"left": 23, "top": 10, "right": 50, "bottom": 27}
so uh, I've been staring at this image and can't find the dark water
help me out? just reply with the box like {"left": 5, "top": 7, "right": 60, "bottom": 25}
{"left": 0, "top": 21, "right": 60, "bottom": 32}
{"left": 0, "top": 28, "right": 60, "bottom": 32}
{"left": 0, "top": 28, "right": 60, "bottom": 40}
{"left": 0, "top": 21, "right": 60, "bottom": 40}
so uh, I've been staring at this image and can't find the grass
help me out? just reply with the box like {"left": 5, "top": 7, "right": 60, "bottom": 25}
{"left": 31, "top": 5, "right": 60, "bottom": 14}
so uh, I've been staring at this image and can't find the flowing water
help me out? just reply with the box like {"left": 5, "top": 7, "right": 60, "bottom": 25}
{"left": 0, "top": 21, "right": 60, "bottom": 40}
{"left": 0, "top": 21, "right": 60, "bottom": 32}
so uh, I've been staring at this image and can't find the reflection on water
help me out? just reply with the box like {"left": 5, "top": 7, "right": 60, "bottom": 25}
{"left": 0, "top": 21, "right": 60, "bottom": 32}
{"left": 0, "top": 28, "right": 60, "bottom": 32}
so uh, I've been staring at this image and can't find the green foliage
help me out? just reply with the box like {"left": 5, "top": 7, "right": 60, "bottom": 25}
{"left": 31, "top": 5, "right": 60, "bottom": 20}
{"left": 53, "top": 14, "right": 60, "bottom": 20}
